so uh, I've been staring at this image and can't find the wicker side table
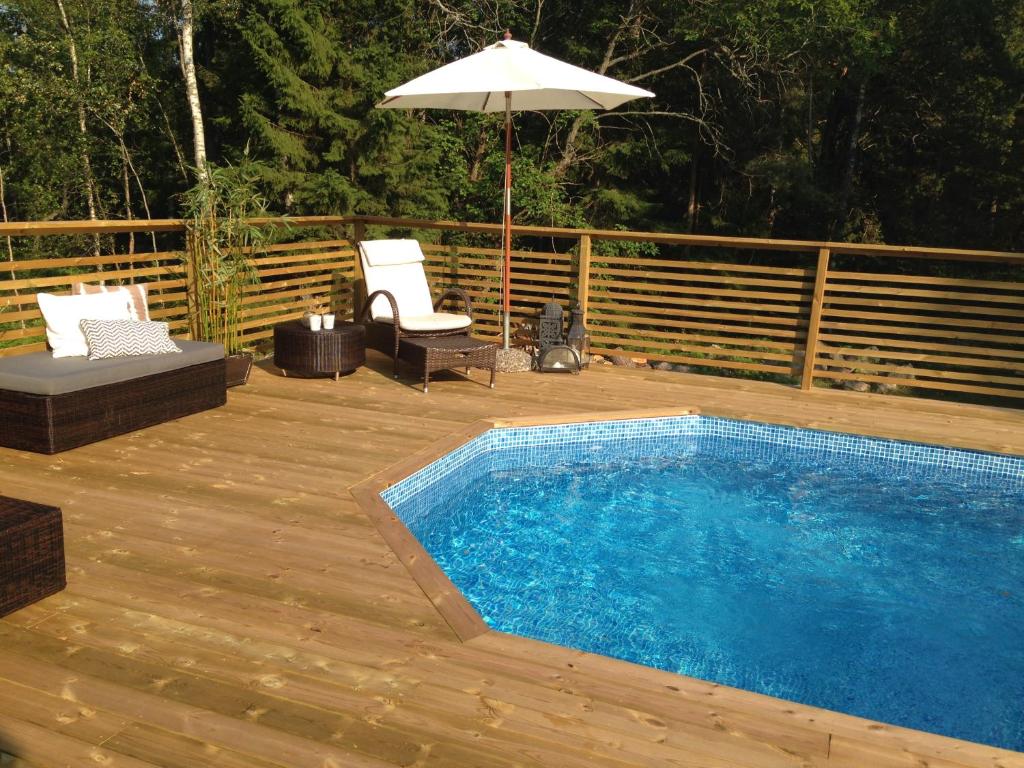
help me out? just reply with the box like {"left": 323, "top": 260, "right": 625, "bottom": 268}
{"left": 1, "top": 496, "right": 66, "bottom": 617}
{"left": 273, "top": 320, "right": 366, "bottom": 380}
{"left": 398, "top": 336, "right": 497, "bottom": 393}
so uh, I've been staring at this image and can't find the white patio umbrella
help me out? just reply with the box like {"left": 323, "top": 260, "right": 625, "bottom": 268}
{"left": 377, "top": 34, "right": 654, "bottom": 349}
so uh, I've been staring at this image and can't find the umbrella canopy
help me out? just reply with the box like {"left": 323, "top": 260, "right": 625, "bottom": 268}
{"left": 377, "top": 36, "right": 654, "bottom": 349}
{"left": 378, "top": 38, "right": 654, "bottom": 112}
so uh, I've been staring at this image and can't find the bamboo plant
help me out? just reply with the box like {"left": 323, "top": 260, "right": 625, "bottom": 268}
{"left": 181, "top": 163, "right": 275, "bottom": 355}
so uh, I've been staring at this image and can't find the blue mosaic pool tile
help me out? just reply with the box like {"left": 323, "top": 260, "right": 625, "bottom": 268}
{"left": 382, "top": 433, "right": 491, "bottom": 509}
{"left": 697, "top": 417, "right": 1024, "bottom": 479}
{"left": 382, "top": 415, "right": 1024, "bottom": 515}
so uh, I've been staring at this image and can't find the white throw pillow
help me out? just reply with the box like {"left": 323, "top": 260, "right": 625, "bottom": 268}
{"left": 36, "top": 291, "right": 134, "bottom": 358}
{"left": 71, "top": 282, "right": 149, "bottom": 321}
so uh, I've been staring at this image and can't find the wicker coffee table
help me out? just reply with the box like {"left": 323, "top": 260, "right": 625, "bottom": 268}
{"left": 1, "top": 496, "right": 66, "bottom": 617}
{"left": 398, "top": 336, "right": 497, "bottom": 393}
{"left": 273, "top": 320, "right": 366, "bottom": 380}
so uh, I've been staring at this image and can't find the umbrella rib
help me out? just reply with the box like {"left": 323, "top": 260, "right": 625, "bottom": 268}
{"left": 578, "top": 92, "right": 611, "bottom": 109}
{"left": 481, "top": 92, "right": 493, "bottom": 111}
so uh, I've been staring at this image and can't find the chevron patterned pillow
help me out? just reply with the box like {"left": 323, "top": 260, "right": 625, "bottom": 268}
{"left": 79, "top": 319, "right": 181, "bottom": 360}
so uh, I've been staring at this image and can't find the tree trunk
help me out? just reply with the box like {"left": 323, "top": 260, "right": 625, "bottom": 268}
{"left": 687, "top": 145, "right": 699, "bottom": 233}
{"left": 552, "top": 2, "right": 632, "bottom": 178}
{"left": 176, "top": 0, "right": 208, "bottom": 181}
{"left": 834, "top": 80, "right": 866, "bottom": 233}
{"left": 0, "top": 162, "right": 26, "bottom": 329}
{"left": 54, "top": 0, "right": 101, "bottom": 258}
{"left": 806, "top": 68, "right": 814, "bottom": 168}
{"left": 120, "top": 142, "right": 135, "bottom": 255}
{"left": 468, "top": 124, "right": 490, "bottom": 183}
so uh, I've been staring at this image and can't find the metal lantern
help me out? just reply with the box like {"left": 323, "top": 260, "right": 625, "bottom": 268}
{"left": 566, "top": 302, "right": 591, "bottom": 369}
{"left": 537, "top": 301, "right": 565, "bottom": 355}
{"left": 537, "top": 344, "right": 581, "bottom": 373}
{"left": 535, "top": 300, "right": 581, "bottom": 373}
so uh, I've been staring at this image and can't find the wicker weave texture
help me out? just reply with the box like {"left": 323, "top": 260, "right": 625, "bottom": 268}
{"left": 399, "top": 336, "right": 497, "bottom": 392}
{"left": 0, "top": 496, "right": 65, "bottom": 617}
{"left": 274, "top": 321, "right": 366, "bottom": 377}
{"left": 0, "top": 358, "right": 227, "bottom": 454}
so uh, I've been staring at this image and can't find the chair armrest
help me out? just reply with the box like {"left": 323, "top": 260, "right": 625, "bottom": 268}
{"left": 361, "top": 290, "right": 401, "bottom": 329}
{"left": 434, "top": 287, "right": 473, "bottom": 320}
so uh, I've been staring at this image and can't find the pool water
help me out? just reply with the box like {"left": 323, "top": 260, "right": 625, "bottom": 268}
{"left": 385, "top": 417, "right": 1024, "bottom": 751}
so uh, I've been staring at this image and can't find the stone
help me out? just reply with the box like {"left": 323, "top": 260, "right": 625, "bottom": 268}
{"left": 649, "top": 361, "right": 674, "bottom": 371}
{"left": 607, "top": 355, "right": 637, "bottom": 368}
{"left": 842, "top": 380, "right": 871, "bottom": 392}
{"left": 495, "top": 347, "right": 533, "bottom": 373}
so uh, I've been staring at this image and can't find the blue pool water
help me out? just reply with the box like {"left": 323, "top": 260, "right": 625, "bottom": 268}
{"left": 384, "top": 417, "right": 1024, "bottom": 751}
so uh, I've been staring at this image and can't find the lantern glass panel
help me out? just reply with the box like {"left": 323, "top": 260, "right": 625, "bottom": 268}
{"left": 537, "top": 344, "right": 581, "bottom": 373}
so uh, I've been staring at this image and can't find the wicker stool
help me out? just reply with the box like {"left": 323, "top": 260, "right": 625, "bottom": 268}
{"left": 273, "top": 320, "right": 366, "bottom": 380}
{"left": 398, "top": 336, "right": 498, "bottom": 393}
{"left": 1, "top": 496, "right": 66, "bottom": 617}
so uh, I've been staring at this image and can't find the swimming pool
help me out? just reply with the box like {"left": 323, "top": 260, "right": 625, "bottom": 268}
{"left": 382, "top": 415, "right": 1024, "bottom": 751}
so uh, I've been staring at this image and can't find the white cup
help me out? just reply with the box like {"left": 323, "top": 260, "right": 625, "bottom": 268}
{"left": 323, "top": 313, "right": 336, "bottom": 330}
{"left": 308, "top": 314, "right": 323, "bottom": 332}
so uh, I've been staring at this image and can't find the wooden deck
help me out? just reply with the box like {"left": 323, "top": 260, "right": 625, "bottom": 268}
{"left": 2, "top": 353, "right": 1024, "bottom": 768}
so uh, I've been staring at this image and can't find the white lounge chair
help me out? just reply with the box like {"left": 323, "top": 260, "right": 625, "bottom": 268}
{"left": 358, "top": 239, "right": 472, "bottom": 377}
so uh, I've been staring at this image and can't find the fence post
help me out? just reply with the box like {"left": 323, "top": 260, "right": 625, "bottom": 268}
{"left": 351, "top": 219, "right": 366, "bottom": 321}
{"left": 800, "top": 247, "right": 831, "bottom": 390}
{"left": 576, "top": 233, "right": 592, "bottom": 322}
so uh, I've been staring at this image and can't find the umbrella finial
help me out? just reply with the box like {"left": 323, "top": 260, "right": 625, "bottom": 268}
{"left": 503, "top": 29, "right": 512, "bottom": 40}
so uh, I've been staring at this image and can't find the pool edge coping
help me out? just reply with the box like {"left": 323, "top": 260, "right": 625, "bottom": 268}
{"left": 349, "top": 405, "right": 1024, "bottom": 766}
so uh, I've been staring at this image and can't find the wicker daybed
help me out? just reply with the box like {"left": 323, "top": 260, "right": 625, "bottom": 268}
{"left": 0, "top": 340, "right": 226, "bottom": 454}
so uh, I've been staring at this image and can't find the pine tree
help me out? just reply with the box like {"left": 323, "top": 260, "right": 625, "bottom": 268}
{"left": 223, "top": 0, "right": 449, "bottom": 217}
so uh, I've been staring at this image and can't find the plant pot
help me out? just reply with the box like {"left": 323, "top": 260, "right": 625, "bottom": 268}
{"left": 322, "top": 313, "right": 336, "bottom": 330}
{"left": 308, "top": 314, "right": 323, "bottom": 332}
{"left": 225, "top": 353, "right": 253, "bottom": 387}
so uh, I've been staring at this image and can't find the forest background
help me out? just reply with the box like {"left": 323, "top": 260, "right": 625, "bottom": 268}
{"left": 1, "top": 0, "right": 1022, "bottom": 252}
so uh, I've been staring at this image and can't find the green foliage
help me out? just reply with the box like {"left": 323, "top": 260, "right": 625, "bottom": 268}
{"left": 0, "top": 0, "right": 1022, "bottom": 252}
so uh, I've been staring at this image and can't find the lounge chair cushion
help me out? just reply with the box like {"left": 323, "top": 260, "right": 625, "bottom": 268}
{"left": 360, "top": 239, "right": 425, "bottom": 267}
{"left": 360, "top": 240, "right": 437, "bottom": 322}
{"left": 0, "top": 340, "right": 224, "bottom": 395}
{"left": 398, "top": 313, "right": 473, "bottom": 332}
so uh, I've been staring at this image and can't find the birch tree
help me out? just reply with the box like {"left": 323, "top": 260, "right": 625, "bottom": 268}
{"left": 163, "top": 0, "right": 208, "bottom": 181}
{"left": 53, "top": 0, "right": 101, "bottom": 254}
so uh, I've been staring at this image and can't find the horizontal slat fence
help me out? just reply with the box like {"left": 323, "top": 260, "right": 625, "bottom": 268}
{"left": 0, "top": 222, "right": 356, "bottom": 356}
{"left": 811, "top": 260, "right": 1024, "bottom": 399}
{"left": 238, "top": 237, "right": 356, "bottom": 345}
{"left": 421, "top": 243, "right": 574, "bottom": 341}
{"left": 585, "top": 250, "right": 814, "bottom": 376}
{"left": 2, "top": 215, "right": 1022, "bottom": 405}
{"left": 0, "top": 245, "right": 190, "bottom": 356}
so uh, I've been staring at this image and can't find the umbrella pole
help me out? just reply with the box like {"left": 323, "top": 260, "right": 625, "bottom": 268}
{"left": 502, "top": 91, "right": 512, "bottom": 350}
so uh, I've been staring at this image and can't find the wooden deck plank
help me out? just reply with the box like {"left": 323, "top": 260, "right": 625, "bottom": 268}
{"left": 2, "top": 352, "right": 1024, "bottom": 767}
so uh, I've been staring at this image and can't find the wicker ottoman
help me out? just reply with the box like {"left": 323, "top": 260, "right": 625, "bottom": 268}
{"left": 273, "top": 321, "right": 366, "bottom": 380}
{"left": 0, "top": 496, "right": 65, "bottom": 617}
{"left": 398, "top": 336, "right": 497, "bottom": 393}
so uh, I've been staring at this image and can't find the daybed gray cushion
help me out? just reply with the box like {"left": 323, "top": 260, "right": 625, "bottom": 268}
{"left": 0, "top": 340, "right": 224, "bottom": 395}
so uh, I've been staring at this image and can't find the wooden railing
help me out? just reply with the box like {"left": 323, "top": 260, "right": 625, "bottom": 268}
{"left": 2, "top": 215, "right": 1022, "bottom": 402}
{"left": 0, "top": 218, "right": 355, "bottom": 355}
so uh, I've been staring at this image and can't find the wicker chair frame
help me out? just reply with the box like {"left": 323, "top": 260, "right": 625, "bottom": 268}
{"left": 359, "top": 287, "right": 473, "bottom": 378}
